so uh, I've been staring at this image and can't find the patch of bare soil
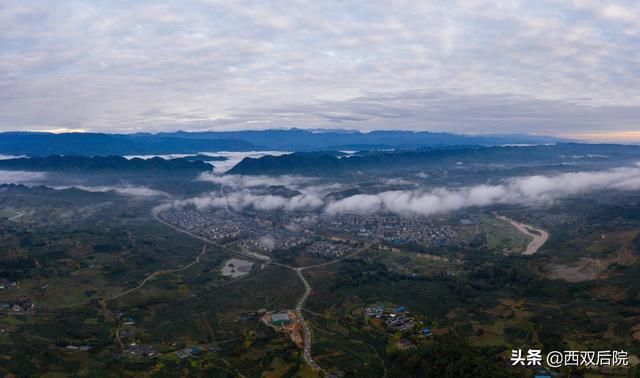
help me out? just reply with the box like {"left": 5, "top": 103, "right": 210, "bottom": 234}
{"left": 539, "top": 258, "right": 606, "bottom": 282}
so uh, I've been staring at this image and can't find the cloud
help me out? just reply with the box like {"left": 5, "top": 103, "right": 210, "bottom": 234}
{"left": 166, "top": 190, "right": 323, "bottom": 212}
{"left": 326, "top": 165, "right": 640, "bottom": 216}
{"left": 0, "top": 155, "right": 26, "bottom": 160}
{"left": 1, "top": 1, "right": 639, "bottom": 136}
{"left": 197, "top": 172, "right": 343, "bottom": 196}
{"left": 0, "top": 170, "right": 46, "bottom": 184}
{"left": 197, "top": 172, "right": 309, "bottom": 189}
{"left": 258, "top": 235, "right": 276, "bottom": 250}
{"left": 204, "top": 151, "right": 290, "bottom": 173}
{"left": 53, "top": 185, "right": 170, "bottom": 197}
{"left": 164, "top": 164, "right": 640, "bottom": 217}
{"left": 383, "top": 178, "right": 417, "bottom": 186}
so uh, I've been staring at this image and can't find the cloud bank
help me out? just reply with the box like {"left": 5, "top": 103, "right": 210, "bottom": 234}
{"left": 166, "top": 165, "right": 640, "bottom": 216}
{"left": 167, "top": 190, "right": 323, "bottom": 212}
{"left": 0, "top": 170, "right": 47, "bottom": 184}
{"left": 198, "top": 173, "right": 312, "bottom": 189}
{"left": 2, "top": 1, "right": 640, "bottom": 137}
{"left": 327, "top": 166, "right": 640, "bottom": 215}
{"left": 53, "top": 185, "right": 170, "bottom": 198}
{"left": 198, "top": 172, "right": 343, "bottom": 196}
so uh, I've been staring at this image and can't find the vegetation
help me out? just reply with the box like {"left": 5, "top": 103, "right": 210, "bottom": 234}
{"left": 2, "top": 155, "right": 640, "bottom": 376}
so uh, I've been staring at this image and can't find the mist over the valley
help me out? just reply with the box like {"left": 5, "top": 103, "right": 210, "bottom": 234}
{"left": 159, "top": 163, "right": 640, "bottom": 217}
{"left": 0, "top": 170, "right": 47, "bottom": 185}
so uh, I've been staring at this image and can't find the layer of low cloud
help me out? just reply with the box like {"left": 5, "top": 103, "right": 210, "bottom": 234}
{"left": 205, "top": 151, "right": 290, "bottom": 174}
{"left": 327, "top": 165, "right": 640, "bottom": 215}
{"left": 0, "top": 170, "right": 47, "bottom": 184}
{"left": 1, "top": 1, "right": 640, "bottom": 136}
{"left": 165, "top": 190, "right": 323, "bottom": 212}
{"left": 165, "top": 165, "right": 640, "bottom": 216}
{"left": 198, "top": 173, "right": 311, "bottom": 189}
{"left": 123, "top": 151, "right": 289, "bottom": 173}
{"left": 198, "top": 172, "right": 343, "bottom": 195}
{"left": 53, "top": 185, "right": 170, "bottom": 198}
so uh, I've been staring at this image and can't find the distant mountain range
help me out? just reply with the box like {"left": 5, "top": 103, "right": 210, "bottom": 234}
{"left": 228, "top": 143, "right": 640, "bottom": 175}
{"left": 2, "top": 143, "right": 637, "bottom": 177}
{"left": 0, "top": 155, "right": 213, "bottom": 172}
{"left": 0, "top": 130, "right": 565, "bottom": 156}
{"left": 0, "top": 132, "right": 255, "bottom": 156}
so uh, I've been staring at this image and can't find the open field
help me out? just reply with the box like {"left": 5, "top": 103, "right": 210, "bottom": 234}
{"left": 480, "top": 213, "right": 532, "bottom": 254}
{"left": 0, "top": 209, "right": 20, "bottom": 218}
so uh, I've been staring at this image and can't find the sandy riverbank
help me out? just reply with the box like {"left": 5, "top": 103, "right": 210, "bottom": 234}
{"left": 496, "top": 214, "right": 549, "bottom": 255}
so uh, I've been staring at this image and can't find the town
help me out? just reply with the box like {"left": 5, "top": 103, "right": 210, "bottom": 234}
{"left": 159, "top": 207, "right": 467, "bottom": 259}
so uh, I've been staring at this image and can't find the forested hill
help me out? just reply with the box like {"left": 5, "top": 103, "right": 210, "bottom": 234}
{"left": 228, "top": 144, "right": 640, "bottom": 176}
{"left": 0, "top": 130, "right": 563, "bottom": 156}
{"left": 0, "top": 155, "right": 213, "bottom": 172}
{"left": 0, "top": 132, "right": 255, "bottom": 156}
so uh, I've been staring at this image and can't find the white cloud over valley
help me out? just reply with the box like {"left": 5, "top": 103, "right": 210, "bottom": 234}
{"left": 0, "top": 170, "right": 46, "bottom": 184}
{"left": 164, "top": 165, "right": 640, "bottom": 217}
{"left": 53, "top": 185, "right": 170, "bottom": 198}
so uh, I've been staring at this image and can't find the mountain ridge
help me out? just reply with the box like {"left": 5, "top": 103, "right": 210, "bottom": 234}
{"left": 0, "top": 155, "right": 213, "bottom": 172}
{"left": 228, "top": 143, "right": 640, "bottom": 176}
{"left": 0, "top": 129, "right": 566, "bottom": 156}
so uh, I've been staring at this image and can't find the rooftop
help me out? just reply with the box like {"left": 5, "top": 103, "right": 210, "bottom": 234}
{"left": 272, "top": 313, "right": 290, "bottom": 323}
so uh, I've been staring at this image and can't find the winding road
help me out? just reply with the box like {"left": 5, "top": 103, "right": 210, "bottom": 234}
{"left": 294, "top": 268, "right": 320, "bottom": 372}
{"left": 110, "top": 245, "right": 208, "bottom": 300}
{"left": 8, "top": 210, "right": 24, "bottom": 221}
{"left": 153, "top": 207, "right": 368, "bottom": 376}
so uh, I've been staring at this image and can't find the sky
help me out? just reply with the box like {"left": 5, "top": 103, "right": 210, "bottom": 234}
{"left": 1, "top": 1, "right": 639, "bottom": 140}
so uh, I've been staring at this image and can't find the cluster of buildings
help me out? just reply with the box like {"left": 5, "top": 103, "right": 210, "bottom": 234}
{"left": 321, "top": 215, "right": 457, "bottom": 246}
{"left": 365, "top": 305, "right": 419, "bottom": 333}
{"left": 275, "top": 236, "right": 307, "bottom": 251}
{"left": 385, "top": 313, "right": 416, "bottom": 332}
{"left": 237, "top": 238, "right": 272, "bottom": 253}
{"left": 175, "top": 346, "right": 201, "bottom": 359}
{"left": 0, "top": 296, "right": 35, "bottom": 313}
{"left": 237, "top": 236, "right": 308, "bottom": 254}
{"left": 262, "top": 310, "right": 303, "bottom": 348}
{"left": 125, "top": 343, "right": 158, "bottom": 358}
{"left": 305, "top": 241, "right": 350, "bottom": 258}
{"left": 160, "top": 209, "right": 240, "bottom": 242}
{"left": 160, "top": 207, "right": 465, "bottom": 260}
{"left": 162, "top": 208, "right": 313, "bottom": 251}
{"left": 0, "top": 278, "right": 16, "bottom": 290}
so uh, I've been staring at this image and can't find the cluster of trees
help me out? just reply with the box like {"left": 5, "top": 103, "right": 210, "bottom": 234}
{"left": 331, "top": 259, "right": 397, "bottom": 290}
{"left": 387, "top": 336, "right": 518, "bottom": 377}
{"left": 0, "top": 256, "right": 33, "bottom": 280}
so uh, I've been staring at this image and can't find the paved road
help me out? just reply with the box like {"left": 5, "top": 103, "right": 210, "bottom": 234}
{"left": 294, "top": 268, "right": 324, "bottom": 373}
{"left": 272, "top": 245, "right": 369, "bottom": 375}
{"left": 154, "top": 207, "right": 369, "bottom": 376}
{"left": 8, "top": 210, "right": 24, "bottom": 221}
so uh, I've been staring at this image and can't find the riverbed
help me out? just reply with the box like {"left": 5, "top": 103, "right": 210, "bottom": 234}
{"left": 496, "top": 214, "right": 549, "bottom": 255}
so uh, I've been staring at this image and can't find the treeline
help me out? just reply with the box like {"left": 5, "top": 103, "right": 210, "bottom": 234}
{"left": 387, "top": 336, "right": 519, "bottom": 377}
{"left": 0, "top": 155, "right": 213, "bottom": 172}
